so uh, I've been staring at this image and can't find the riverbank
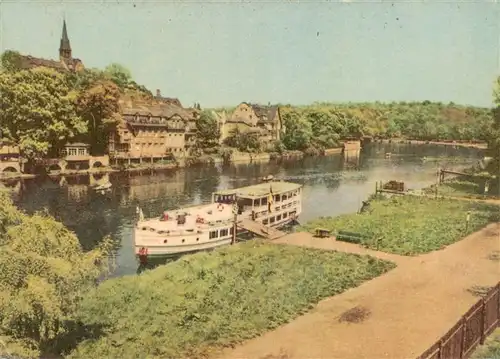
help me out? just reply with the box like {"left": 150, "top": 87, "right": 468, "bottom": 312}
{"left": 0, "top": 148, "right": 342, "bottom": 181}
{"left": 372, "top": 138, "right": 488, "bottom": 149}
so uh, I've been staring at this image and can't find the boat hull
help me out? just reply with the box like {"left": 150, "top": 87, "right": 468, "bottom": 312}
{"left": 134, "top": 216, "right": 298, "bottom": 258}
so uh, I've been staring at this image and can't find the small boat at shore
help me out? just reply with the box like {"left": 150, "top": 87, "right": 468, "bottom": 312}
{"left": 134, "top": 180, "right": 303, "bottom": 258}
{"left": 92, "top": 182, "right": 112, "bottom": 192}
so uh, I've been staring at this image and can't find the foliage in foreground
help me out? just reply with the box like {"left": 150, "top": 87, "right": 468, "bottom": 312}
{"left": 68, "top": 241, "right": 395, "bottom": 359}
{"left": 0, "top": 191, "right": 112, "bottom": 358}
{"left": 472, "top": 328, "right": 500, "bottom": 359}
{"left": 299, "top": 195, "right": 499, "bottom": 255}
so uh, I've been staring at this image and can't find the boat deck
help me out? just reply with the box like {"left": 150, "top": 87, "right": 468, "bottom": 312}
{"left": 137, "top": 202, "right": 234, "bottom": 232}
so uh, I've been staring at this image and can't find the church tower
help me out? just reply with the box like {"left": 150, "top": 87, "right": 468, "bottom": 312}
{"left": 59, "top": 20, "right": 72, "bottom": 61}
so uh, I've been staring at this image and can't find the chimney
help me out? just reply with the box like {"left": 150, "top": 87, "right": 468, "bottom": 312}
{"left": 156, "top": 89, "right": 161, "bottom": 98}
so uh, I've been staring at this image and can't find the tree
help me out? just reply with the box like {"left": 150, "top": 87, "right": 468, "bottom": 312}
{"left": 103, "top": 63, "right": 132, "bottom": 88}
{"left": 281, "top": 111, "right": 313, "bottom": 151}
{"left": 0, "top": 67, "right": 87, "bottom": 159}
{"left": 0, "top": 50, "right": 23, "bottom": 72}
{"left": 223, "top": 128, "right": 261, "bottom": 152}
{"left": 0, "top": 191, "right": 113, "bottom": 358}
{"left": 487, "top": 76, "right": 500, "bottom": 175}
{"left": 75, "top": 80, "right": 122, "bottom": 155}
{"left": 195, "top": 110, "right": 220, "bottom": 148}
{"left": 65, "top": 68, "right": 107, "bottom": 91}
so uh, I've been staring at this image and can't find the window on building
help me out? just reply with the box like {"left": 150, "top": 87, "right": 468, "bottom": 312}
{"left": 78, "top": 148, "right": 86, "bottom": 155}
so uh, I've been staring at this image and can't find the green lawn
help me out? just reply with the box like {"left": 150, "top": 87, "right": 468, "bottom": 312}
{"left": 472, "top": 328, "right": 500, "bottom": 359}
{"left": 423, "top": 174, "right": 499, "bottom": 200}
{"left": 68, "top": 241, "right": 395, "bottom": 359}
{"left": 299, "top": 195, "right": 499, "bottom": 256}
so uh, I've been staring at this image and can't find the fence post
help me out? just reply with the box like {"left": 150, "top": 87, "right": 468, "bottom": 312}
{"left": 480, "top": 297, "right": 486, "bottom": 345}
{"left": 460, "top": 316, "right": 467, "bottom": 359}
{"left": 497, "top": 283, "right": 500, "bottom": 329}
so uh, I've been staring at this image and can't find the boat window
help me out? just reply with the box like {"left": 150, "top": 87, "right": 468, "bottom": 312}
{"left": 182, "top": 239, "right": 185, "bottom": 243}
{"left": 238, "top": 198, "right": 253, "bottom": 208}
{"left": 230, "top": 227, "right": 234, "bottom": 235}
{"left": 261, "top": 197, "right": 268, "bottom": 205}
{"left": 277, "top": 215, "right": 282, "bottom": 221}
{"left": 149, "top": 228, "right": 156, "bottom": 232}
{"left": 269, "top": 217, "right": 275, "bottom": 224}
{"left": 283, "top": 212, "right": 288, "bottom": 218}
{"left": 209, "top": 230, "right": 218, "bottom": 239}
{"left": 163, "top": 239, "right": 168, "bottom": 243}
{"left": 281, "top": 194, "right": 287, "bottom": 201}
{"left": 274, "top": 195, "right": 280, "bottom": 202}
{"left": 158, "top": 230, "right": 165, "bottom": 234}
{"left": 196, "top": 238, "right": 199, "bottom": 241}
{"left": 220, "top": 228, "right": 229, "bottom": 237}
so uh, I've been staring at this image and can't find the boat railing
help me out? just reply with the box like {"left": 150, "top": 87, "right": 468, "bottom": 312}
{"left": 137, "top": 218, "right": 234, "bottom": 236}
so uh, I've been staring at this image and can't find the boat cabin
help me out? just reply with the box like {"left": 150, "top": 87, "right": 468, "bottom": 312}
{"left": 212, "top": 181, "right": 302, "bottom": 222}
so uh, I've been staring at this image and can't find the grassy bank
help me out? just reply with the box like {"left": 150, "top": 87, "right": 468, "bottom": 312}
{"left": 299, "top": 195, "right": 499, "bottom": 256}
{"left": 472, "top": 328, "right": 500, "bottom": 358}
{"left": 424, "top": 175, "right": 500, "bottom": 200}
{"left": 68, "top": 241, "right": 395, "bottom": 359}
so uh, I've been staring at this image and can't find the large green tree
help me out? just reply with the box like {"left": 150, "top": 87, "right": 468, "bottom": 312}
{"left": 0, "top": 67, "right": 87, "bottom": 159}
{"left": 195, "top": 110, "right": 220, "bottom": 149}
{"left": 0, "top": 191, "right": 112, "bottom": 358}
{"left": 75, "top": 80, "right": 122, "bottom": 155}
{"left": 281, "top": 110, "right": 313, "bottom": 151}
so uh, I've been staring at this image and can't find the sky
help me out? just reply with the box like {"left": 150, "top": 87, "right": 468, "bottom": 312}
{"left": 0, "top": 0, "right": 499, "bottom": 108}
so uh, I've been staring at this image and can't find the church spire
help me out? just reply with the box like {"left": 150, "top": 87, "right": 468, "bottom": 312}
{"left": 59, "top": 19, "right": 72, "bottom": 60}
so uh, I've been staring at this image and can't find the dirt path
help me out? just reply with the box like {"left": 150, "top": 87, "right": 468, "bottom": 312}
{"left": 217, "top": 223, "right": 500, "bottom": 359}
{"left": 273, "top": 232, "right": 410, "bottom": 265}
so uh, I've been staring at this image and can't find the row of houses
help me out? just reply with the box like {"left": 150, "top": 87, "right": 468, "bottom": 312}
{"left": 0, "top": 20, "right": 283, "bottom": 175}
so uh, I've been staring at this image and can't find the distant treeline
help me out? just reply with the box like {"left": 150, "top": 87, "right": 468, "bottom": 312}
{"left": 212, "top": 101, "right": 492, "bottom": 153}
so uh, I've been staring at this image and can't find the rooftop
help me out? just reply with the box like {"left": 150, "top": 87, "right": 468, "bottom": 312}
{"left": 215, "top": 181, "right": 302, "bottom": 198}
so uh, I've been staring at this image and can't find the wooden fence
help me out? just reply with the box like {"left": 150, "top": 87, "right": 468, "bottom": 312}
{"left": 417, "top": 282, "right": 500, "bottom": 359}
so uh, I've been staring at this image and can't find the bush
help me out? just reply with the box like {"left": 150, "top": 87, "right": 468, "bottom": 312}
{"left": 68, "top": 241, "right": 395, "bottom": 359}
{"left": 0, "top": 191, "right": 112, "bottom": 358}
{"left": 299, "top": 196, "right": 499, "bottom": 255}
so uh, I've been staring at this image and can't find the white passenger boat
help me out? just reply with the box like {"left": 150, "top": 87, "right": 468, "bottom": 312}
{"left": 133, "top": 181, "right": 303, "bottom": 258}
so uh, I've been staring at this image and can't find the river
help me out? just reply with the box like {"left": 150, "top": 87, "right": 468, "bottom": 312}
{"left": 3, "top": 143, "right": 483, "bottom": 276}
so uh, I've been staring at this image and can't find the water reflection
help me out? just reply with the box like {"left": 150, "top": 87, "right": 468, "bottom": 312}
{"left": 3, "top": 143, "right": 482, "bottom": 276}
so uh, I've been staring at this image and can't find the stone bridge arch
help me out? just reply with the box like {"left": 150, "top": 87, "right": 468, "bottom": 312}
{"left": 0, "top": 161, "right": 21, "bottom": 174}
{"left": 89, "top": 155, "right": 110, "bottom": 169}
